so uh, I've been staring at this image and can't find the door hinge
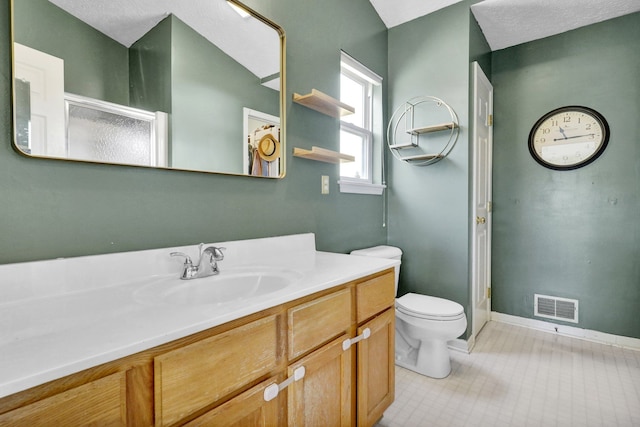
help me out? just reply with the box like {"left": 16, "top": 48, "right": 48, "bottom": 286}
{"left": 487, "top": 287, "right": 491, "bottom": 299}
{"left": 488, "top": 114, "right": 493, "bottom": 126}
{"left": 487, "top": 201, "right": 492, "bottom": 212}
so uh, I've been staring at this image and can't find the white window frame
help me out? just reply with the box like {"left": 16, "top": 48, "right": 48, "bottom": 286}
{"left": 338, "top": 51, "right": 385, "bottom": 195}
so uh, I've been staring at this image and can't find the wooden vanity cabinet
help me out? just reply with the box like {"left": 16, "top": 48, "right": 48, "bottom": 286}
{"left": 0, "top": 371, "right": 127, "bottom": 426}
{"left": 287, "top": 288, "right": 352, "bottom": 359}
{"left": 356, "top": 270, "right": 396, "bottom": 323}
{"left": 286, "top": 288, "right": 355, "bottom": 426}
{"left": 357, "top": 308, "right": 395, "bottom": 427}
{"left": 153, "top": 314, "right": 282, "bottom": 426}
{"left": 288, "top": 334, "right": 353, "bottom": 426}
{"left": 355, "top": 271, "right": 396, "bottom": 427}
{"left": 284, "top": 269, "right": 396, "bottom": 427}
{"left": 183, "top": 375, "right": 285, "bottom": 427}
{"left": 0, "top": 268, "right": 396, "bottom": 427}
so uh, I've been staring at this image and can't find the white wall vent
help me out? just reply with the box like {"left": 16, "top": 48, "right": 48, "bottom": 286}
{"left": 534, "top": 294, "right": 579, "bottom": 323}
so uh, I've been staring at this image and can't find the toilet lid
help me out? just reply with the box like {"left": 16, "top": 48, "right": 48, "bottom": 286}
{"left": 396, "top": 293, "right": 464, "bottom": 319}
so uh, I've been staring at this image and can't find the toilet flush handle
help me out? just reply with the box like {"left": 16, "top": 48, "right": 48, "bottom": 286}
{"left": 342, "top": 328, "right": 371, "bottom": 351}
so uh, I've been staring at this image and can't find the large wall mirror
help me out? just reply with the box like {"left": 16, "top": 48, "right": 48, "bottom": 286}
{"left": 11, "top": 0, "right": 286, "bottom": 178}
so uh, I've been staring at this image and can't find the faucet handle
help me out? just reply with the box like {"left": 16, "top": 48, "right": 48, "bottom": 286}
{"left": 199, "top": 243, "right": 225, "bottom": 260}
{"left": 170, "top": 252, "right": 197, "bottom": 280}
{"left": 212, "top": 247, "right": 225, "bottom": 261}
{"left": 170, "top": 252, "right": 193, "bottom": 265}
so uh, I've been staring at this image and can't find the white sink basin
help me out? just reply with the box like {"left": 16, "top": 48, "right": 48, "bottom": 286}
{"left": 133, "top": 268, "right": 301, "bottom": 306}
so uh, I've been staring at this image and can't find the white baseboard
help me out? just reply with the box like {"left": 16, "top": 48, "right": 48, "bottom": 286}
{"left": 491, "top": 311, "right": 640, "bottom": 352}
{"left": 448, "top": 337, "right": 471, "bottom": 354}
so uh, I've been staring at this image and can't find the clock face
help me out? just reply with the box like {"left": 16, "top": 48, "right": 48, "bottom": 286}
{"left": 528, "top": 106, "right": 610, "bottom": 170}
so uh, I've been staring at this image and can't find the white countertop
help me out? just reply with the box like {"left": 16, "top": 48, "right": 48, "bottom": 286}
{"left": 0, "top": 234, "right": 398, "bottom": 398}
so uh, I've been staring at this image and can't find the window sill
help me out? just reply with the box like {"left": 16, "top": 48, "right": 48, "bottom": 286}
{"left": 338, "top": 180, "right": 386, "bottom": 195}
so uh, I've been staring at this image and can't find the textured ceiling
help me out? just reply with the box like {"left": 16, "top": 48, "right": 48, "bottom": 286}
{"left": 48, "top": 0, "right": 280, "bottom": 81}
{"left": 471, "top": 0, "right": 640, "bottom": 50}
{"left": 370, "top": 0, "right": 640, "bottom": 51}
{"left": 368, "top": 0, "right": 465, "bottom": 28}
{"left": 46, "top": 0, "right": 640, "bottom": 81}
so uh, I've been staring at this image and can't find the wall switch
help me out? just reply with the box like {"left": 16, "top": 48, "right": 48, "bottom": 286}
{"left": 321, "top": 175, "right": 330, "bottom": 194}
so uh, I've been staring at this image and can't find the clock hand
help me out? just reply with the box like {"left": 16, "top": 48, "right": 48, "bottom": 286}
{"left": 558, "top": 126, "right": 568, "bottom": 140}
{"left": 553, "top": 133, "right": 595, "bottom": 141}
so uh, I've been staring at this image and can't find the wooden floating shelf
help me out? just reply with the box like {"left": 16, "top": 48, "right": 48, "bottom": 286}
{"left": 406, "top": 122, "right": 458, "bottom": 135}
{"left": 293, "top": 146, "right": 355, "bottom": 164}
{"left": 293, "top": 89, "right": 355, "bottom": 118}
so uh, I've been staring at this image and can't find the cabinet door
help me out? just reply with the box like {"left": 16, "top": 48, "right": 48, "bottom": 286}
{"left": 288, "top": 334, "right": 353, "bottom": 426}
{"left": 0, "top": 372, "right": 127, "bottom": 426}
{"left": 357, "top": 308, "right": 395, "bottom": 427}
{"left": 154, "top": 315, "right": 280, "bottom": 426}
{"left": 184, "top": 376, "right": 284, "bottom": 427}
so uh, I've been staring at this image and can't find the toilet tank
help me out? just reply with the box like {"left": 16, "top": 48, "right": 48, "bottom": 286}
{"left": 350, "top": 245, "right": 402, "bottom": 294}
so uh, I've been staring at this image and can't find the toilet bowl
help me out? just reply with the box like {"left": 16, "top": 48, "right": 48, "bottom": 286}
{"left": 350, "top": 245, "right": 467, "bottom": 379}
{"left": 395, "top": 293, "right": 466, "bottom": 378}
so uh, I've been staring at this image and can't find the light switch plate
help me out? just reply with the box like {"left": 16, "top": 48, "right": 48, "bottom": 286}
{"left": 321, "top": 175, "right": 329, "bottom": 194}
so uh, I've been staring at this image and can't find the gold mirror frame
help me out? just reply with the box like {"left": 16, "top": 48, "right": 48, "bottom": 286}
{"left": 10, "top": 0, "right": 286, "bottom": 178}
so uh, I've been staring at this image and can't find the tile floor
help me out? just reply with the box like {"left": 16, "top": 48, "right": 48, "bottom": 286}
{"left": 376, "top": 321, "right": 640, "bottom": 427}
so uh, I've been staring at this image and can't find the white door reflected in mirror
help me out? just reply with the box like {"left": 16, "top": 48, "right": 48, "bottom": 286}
{"left": 13, "top": 43, "right": 65, "bottom": 157}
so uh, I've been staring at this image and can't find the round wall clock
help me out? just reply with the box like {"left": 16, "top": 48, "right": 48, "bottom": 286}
{"left": 528, "top": 106, "right": 610, "bottom": 170}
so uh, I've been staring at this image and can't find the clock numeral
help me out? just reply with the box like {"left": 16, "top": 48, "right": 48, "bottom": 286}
{"left": 563, "top": 116, "right": 571, "bottom": 123}
{"left": 542, "top": 128, "right": 551, "bottom": 134}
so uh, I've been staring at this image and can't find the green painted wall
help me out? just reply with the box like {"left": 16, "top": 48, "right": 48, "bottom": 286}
{"left": 129, "top": 16, "right": 173, "bottom": 114}
{"left": 170, "top": 15, "right": 279, "bottom": 173}
{"left": 387, "top": 1, "right": 475, "bottom": 333}
{"left": 0, "top": 0, "right": 388, "bottom": 264}
{"left": 130, "top": 14, "right": 279, "bottom": 173}
{"left": 13, "top": 0, "right": 129, "bottom": 105}
{"left": 5, "top": 0, "right": 636, "bottom": 341}
{"left": 491, "top": 12, "right": 640, "bottom": 338}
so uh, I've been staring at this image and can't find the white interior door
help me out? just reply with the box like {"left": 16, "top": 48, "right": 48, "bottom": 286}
{"left": 471, "top": 62, "right": 493, "bottom": 340}
{"left": 13, "top": 43, "right": 66, "bottom": 157}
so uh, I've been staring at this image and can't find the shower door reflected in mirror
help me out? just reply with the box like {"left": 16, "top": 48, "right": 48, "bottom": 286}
{"left": 11, "top": 0, "right": 285, "bottom": 178}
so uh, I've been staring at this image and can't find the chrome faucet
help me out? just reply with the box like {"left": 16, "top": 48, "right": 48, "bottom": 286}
{"left": 170, "top": 243, "right": 225, "bottom": 280}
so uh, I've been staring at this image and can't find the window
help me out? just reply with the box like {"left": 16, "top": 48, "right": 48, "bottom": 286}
{"left": 339, "top": 51, "right": 385, "bottom": 195}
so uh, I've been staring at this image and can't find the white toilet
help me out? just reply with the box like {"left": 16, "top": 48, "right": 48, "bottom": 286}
{"left": 350, "top": 245, "right": 467, "bottom": 379}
